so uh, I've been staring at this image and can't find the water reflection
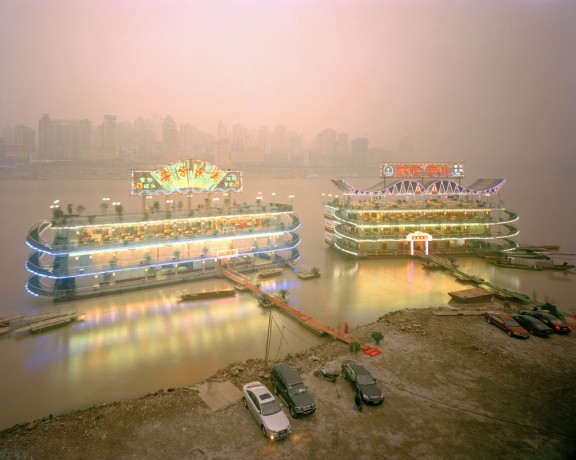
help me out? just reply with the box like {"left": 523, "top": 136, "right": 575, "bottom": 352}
{"left": 1, "top": 177, "right": 575, "bottom": 430}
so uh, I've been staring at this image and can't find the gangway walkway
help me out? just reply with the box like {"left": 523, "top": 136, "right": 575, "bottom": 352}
{"left": 223, "top": 270, "right": 381, "bottom": 357}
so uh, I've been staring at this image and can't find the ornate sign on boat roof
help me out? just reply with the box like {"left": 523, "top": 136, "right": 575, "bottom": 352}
{"left": 380, "top": 162, "right": 464, "bottom": 179}
{"left": 131, "top": 160, "right": 243, "bottom": 195}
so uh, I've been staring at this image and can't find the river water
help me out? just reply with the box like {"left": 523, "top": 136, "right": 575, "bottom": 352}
{"left": 0, "top": 171, "right": 574, "bottom": 429}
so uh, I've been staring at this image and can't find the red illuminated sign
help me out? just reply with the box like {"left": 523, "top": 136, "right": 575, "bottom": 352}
{"left": 380, "top": 163, "right": 464, "bottom": 179}
{"left": 407, "top": 231, "right": 432, "bottom": 242}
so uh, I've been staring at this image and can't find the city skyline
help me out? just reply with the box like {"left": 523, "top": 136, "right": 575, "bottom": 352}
{"left": 2, "top": 112, "right": 384, "bottom": 170}
{"left": 1, "top": 1, "right": 574, "bottom": 171}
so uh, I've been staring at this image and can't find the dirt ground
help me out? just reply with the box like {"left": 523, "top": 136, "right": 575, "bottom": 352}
{"left": 1, "top": 305, "right": 575, "bottom": 460}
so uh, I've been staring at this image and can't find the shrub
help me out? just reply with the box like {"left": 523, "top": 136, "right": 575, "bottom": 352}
{"left": 348, "top": 341, "right": 361, "bottom": 354}
{"left": 371, "top": 331, "right": 384, "bottom": 345}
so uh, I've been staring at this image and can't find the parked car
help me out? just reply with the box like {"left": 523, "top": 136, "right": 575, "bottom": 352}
{"left": 270, "top": 363, "right": 316, "bottom": 418}
{"left": 341, "top": 360, "right": 384, "bottom": 405}
{"left": 521, "top": 310, "right": 572, "bottom": 334}
{"left": 483, "top": 312, "right": 530, "bottom": 339}
{"left": 513, "top": 314, "right": 554, "bottom": 337}
{"left": 242, "top": 381, "right": 291, "bottom": 440}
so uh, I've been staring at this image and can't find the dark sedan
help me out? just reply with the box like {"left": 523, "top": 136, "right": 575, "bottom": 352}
{"left": 341, "top": 360, "right": 384, "bottom": 405}
{"left": 513, "top": 314, "right": 554, "bottom": 337}
{"left": 521, "top": 311, "right": 572, "bottom": 334}
{"left": 483, "top": 312, "right": 530, "bottom": 339}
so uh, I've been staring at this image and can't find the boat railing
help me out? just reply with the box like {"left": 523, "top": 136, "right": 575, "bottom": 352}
{"left": 48, "top": 204, "right": 295, "bottom": 229}
{"left": 31, "top": 220, "right": 301, "bottom": 255}
{"left": 333, "top": 212, "right": 506, "bottom": 227}
{"left": 335, "top": 244, "right": 516, "bottom": 258}
{"left": 26, "top": 221, "right": 54, "bottom": 252}
{"left": 334, "top": 224, "right": 519, "bottom": 241}
{"left": 30, "top": 252, "right": 295, "bottom": 299}
{"left": 25, "top": 237, "right": 301, "bottom": 279}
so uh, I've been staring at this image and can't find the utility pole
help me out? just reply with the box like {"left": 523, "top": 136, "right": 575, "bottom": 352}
{"left": 264, "top": 308, "right": 273, "bottom": 367}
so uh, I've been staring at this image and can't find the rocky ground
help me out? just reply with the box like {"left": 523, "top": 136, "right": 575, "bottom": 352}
{"left": 1, "top": 305, "right": 575, "bottom": 460}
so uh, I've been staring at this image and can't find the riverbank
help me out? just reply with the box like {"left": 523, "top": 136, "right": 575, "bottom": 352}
{"left": 1, "top": 305, "right": 575, "bottom": 459}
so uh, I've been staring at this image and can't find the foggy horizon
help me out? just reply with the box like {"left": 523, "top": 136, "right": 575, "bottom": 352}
{"left": 1, "top": 0, "right": 575, "bottom": 167}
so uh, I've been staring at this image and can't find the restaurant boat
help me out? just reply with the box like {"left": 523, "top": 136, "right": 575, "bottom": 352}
{"left": 325, "top": 162, "right": 520, "bottom": 257}
{"left": 25, "top": 160, "right": 301, "bottom": 301}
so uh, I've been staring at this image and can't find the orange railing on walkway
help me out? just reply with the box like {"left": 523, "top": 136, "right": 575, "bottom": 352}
{"left": 223, "top": 270, "right": 381, "bottom": 357}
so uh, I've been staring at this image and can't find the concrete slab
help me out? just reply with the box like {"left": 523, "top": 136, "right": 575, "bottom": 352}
{"left": 195, "top": 380, "right": 242, "bottom": 412}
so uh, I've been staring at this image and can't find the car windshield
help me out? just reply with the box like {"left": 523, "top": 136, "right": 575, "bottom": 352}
{"left": 288, "top": 383, "right": 306, "bottom": 396}
{"left": 261, "top": 400, "right": 281, "bottom": 416}
{"left": 505, "top": 319, "right": 520, "bottom": 327}
{"left": 357, "top": 374, "right": 375, "bottom": 385}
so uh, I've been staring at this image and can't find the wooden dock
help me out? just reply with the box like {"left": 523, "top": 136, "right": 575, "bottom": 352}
{"left": 13, "top": 310, "right": 84, "bottom": 335}
{"left": 223, "top": 270, "right": 381, "bottom": 357}
{"left": 420, "top": 255, "right": 542, "bottom": 307}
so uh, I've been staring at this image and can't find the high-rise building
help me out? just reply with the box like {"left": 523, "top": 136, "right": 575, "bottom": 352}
{"left": 162, "top": 116, "right": 178, "bottom": 161}
{"left": 15, "top": 125, "right": 36, "bottom": 154}
{"left": 97, "top": 115, "right": 117, "bottom": 159}
{"left": 38, "top": 115, "right": 52, "bottom": 159}
{"left": 38, "top": 114, "right": 92, "bottom": 160}
{"left": 337, "top": 132, "right": 349, "bottom": 166}
{"left": 214, "top": 121, "right": 231, "bottom": 166}
{"left": 133, "top": 117, "right": 159, "bottom": 162}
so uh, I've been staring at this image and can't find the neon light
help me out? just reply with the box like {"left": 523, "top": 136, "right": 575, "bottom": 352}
{"left": 131, "top": 160, "right": 243, "bottom": 195}
{"left": 380, "top": 162, "right": 465, "bottom": 179}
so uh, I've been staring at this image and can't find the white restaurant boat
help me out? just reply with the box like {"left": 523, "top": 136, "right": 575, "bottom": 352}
{"left": 25, "top": 160, "right": 301, "bottom": 301}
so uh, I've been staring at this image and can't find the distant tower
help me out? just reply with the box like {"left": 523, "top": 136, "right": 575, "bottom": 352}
{"left": 99, "top": 115, "right": 117, "bottom": 159}
{"left": 214, "top": 121, "right": 231, "bottom": 166}
{"left": 38, "top": 114, "right": 52, "bottom": 159}
{"left": 162, "top": 116, "right": 178, "bottom": 161}
{"left": 15, "top": 125, "right": 36, "bottom": 154}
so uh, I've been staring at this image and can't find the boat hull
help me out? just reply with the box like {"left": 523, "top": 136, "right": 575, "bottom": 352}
{"left": 179, "top": 289, "right": 237, "bottom": 302}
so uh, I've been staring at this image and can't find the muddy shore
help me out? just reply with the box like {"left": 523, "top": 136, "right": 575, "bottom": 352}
{"left": 1, "top": 306, "right": 575, "bottom": 459}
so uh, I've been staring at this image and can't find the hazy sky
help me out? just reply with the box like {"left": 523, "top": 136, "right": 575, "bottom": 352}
{"left": 1, "top": 0, "right": 575, "bottom": 167}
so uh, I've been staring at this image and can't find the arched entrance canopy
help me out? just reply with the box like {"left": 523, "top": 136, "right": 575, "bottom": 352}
{"left": 331, "top": 178, "right": 505, "bottom": 197}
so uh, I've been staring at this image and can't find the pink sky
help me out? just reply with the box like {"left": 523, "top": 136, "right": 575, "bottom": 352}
{"left": 1, "top": 0, "right": 575, "bottom": 163}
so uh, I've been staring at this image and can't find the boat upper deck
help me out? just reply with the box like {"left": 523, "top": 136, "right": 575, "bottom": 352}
{"left": 28, "top": 204, "right": 300, "bottom": 255}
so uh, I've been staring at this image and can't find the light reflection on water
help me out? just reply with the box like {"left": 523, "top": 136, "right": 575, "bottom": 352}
{"left": 0, "top": 176, "right": 575, "bottom": 430}
{"left": 5, "top": 253, "right": 574, "bottom": 431}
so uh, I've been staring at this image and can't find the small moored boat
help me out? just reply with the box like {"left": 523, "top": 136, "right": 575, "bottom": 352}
{"left": 448, "top": 287, "right": 494, "bottom": 303}
{"left": 258, "top": 297, "right": 274, "bottom": 308}
{"left": 257, "top": 267, "right": 283, "bottom": 278}
{"left": 297, "top": 267, "right": 321, "bottom": 280}
{"left": 179, "top": 289, "right": 237, "bottom": 302}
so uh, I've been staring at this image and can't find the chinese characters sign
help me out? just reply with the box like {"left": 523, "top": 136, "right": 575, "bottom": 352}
{"left": 380, "top": 163, "right": 464, "bottom": 179}
{"left": 131, "top": 160, "right": 243, "bottom": 195}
